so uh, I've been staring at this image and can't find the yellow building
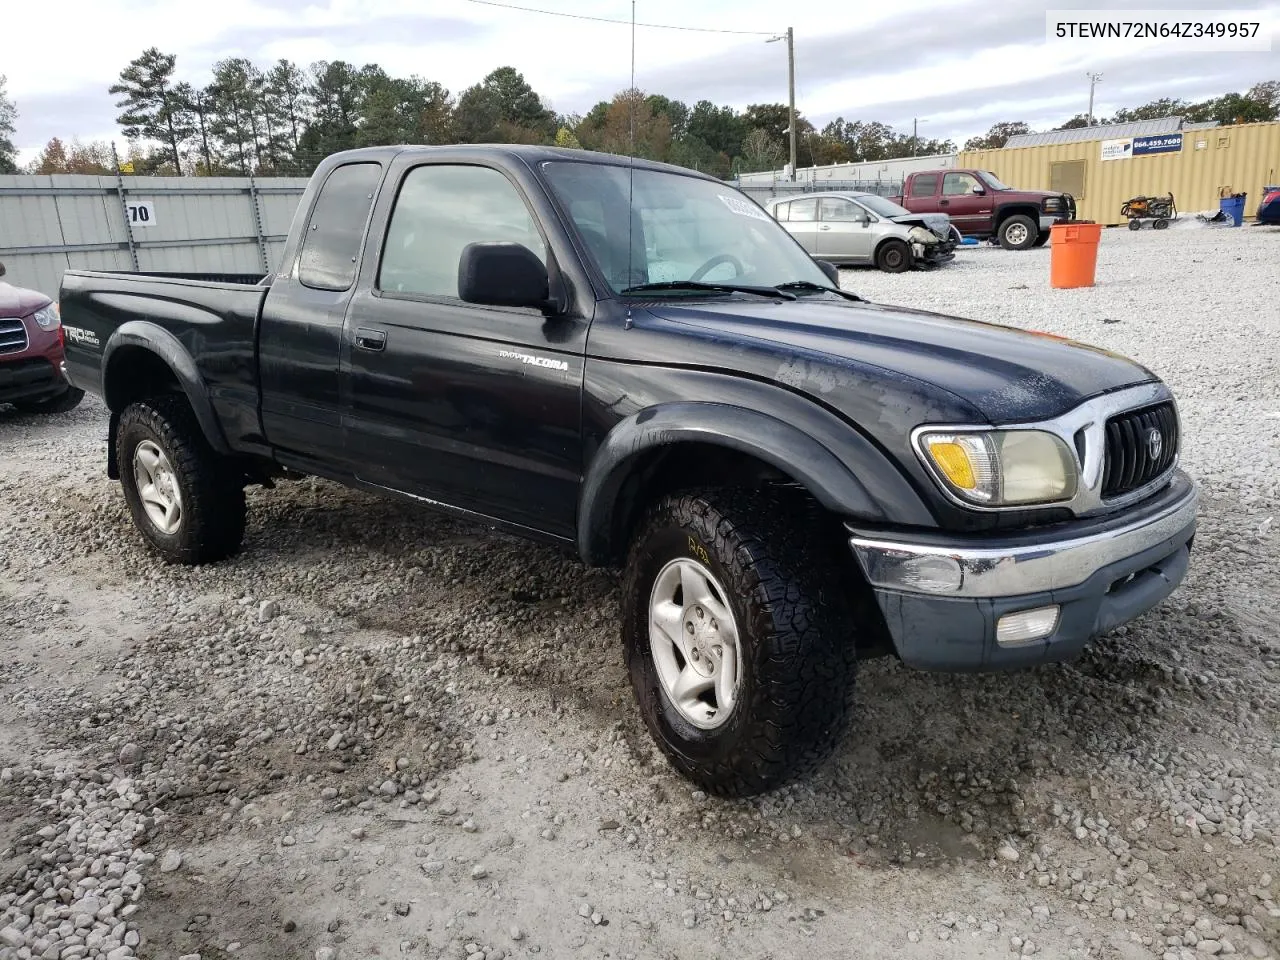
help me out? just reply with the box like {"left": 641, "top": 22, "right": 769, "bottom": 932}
{"left": 959, "top": 118, "right": 1280, "bottom": 225}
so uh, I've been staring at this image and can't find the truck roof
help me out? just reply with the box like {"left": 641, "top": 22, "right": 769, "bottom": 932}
{"left": 317, "top": 143, "right": 722, "bottom": 182}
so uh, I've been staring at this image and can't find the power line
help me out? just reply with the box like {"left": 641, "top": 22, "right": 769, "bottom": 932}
{"left": 459, "top": 0, "right": 776, "bottom": 35}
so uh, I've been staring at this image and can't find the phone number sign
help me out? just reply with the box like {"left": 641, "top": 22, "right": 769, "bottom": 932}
{"left": 1100, "top": 133, "right": 1183, "bottom": 161}
{"left": 1133, "top": 133, "right": 1183, "bottom": 155}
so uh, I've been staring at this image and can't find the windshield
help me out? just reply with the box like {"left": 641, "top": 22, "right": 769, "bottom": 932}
{"left": 541, "top": 161, "right": 831, "bottom": 295}
{"left": 979, "top": 171, "right": 1012, "bottom": 190}
{"left": 855, "top": 194, "right": 913, "bottom": 218}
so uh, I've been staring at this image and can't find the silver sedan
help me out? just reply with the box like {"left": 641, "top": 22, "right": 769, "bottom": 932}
{"left": 764, "top": 191, "right": 958, "bottom": 273}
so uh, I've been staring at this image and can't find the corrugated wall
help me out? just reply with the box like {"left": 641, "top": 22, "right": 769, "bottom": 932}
{"left": 959, "top": 121, "right": 1280, "bottom": 226}
{"left": 0, "top": 175, "right": 309, "bottom": 299}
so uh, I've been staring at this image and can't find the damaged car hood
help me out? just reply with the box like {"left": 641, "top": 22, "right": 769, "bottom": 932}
{"left": 890, "top": 212, "right": 952, "bottom": 239}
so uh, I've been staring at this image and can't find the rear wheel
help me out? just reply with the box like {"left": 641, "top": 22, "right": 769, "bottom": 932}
{"left": 875, "top": 239, "right": 911, "bottom": 273}
{"left": 1128, "top": 219, "right": 1143, "bottom": 231}
{"left": 13, "top": 386, "right": 84, "bottom": 413}
{"left": 1153, "top": 218, "right": 1170, "bottom": 230}
{"left": 998, "top": 214, "right": 1038, "bottom": 250}
{"left": 621, "top": 489, "right": 861, "bottom": 797}
{"left": 117, "top": 395, "right": 246, "bottom": 565}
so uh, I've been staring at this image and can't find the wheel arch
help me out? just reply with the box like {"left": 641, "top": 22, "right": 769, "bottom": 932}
{"left": 102, "top": 322, "right": 231, "bottom": 477}
{"left": 577, "top": 402, "right": 895, "bottom": 567}
{"left": 994, "top": 203, "right": 1041, "bottom": 227}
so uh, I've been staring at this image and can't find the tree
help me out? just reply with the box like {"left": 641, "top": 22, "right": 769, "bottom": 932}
{"left": 265, "top": 60, "right": 311, "bottom": 157}
{"left": 454, "top": 67, "right": 554, "bottom": 143}
{"left": 208, "top": 58, "right": 264, "bottom": 173}
{"left": 0, "top": 75, "right": 17, "bottom": 174}
{"left": 1110, "top": 98, "right": 1191, "bottom": 123}
{"left": 645, "top": 95, "right": 689, "bottom": 141}
{"left": 575, "top": 89, "right": 671, "bottom": 161}
{"left": 174, "top": 82, "right": 215, "bottom": 173}
{"left": 685, "top": 100, "right": 746, "bottom": 159}
{"left": 738, "top": 127, "right": 785, "bottom": 173}
{"left": 1185, "top": 90, "right": 1278, "bottom": 125}
{"left": 295, "top": 60, "right": 364, "bottom": 166}
{"left": 109, "top": 48, "right": 190, "bottom": 174}
{"left": 555, "top": 126, "right": 581, "bottom": 149}
{"left": 963, "top": 121, "right": 1030, "bottom": 151}
{"left": 1054, "top": 113, "right": 1098, "bottom": 130}
{"left": 28, "top": 137, "right": 115, "bottom": 174}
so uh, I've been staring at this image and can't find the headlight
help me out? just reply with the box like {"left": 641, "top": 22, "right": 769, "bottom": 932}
{"left": 1043, "top": 198, "right": 1063, "bottom": 212}
{"left": 907, "top": 226, "right": 936, "bottom": 244}
{"left": 916, "top": 429, "right": 1078, "bottom": 506}
{"left": 31, "top": 304, "right": 60, "bottom": 330}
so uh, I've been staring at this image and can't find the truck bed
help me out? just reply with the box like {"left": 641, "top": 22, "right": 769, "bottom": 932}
{"left": 59, "top": 270, "right": 270, "bottom": 451}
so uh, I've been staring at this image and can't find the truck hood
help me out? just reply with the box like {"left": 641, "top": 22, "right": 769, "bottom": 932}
{"left": 645, "top": 296, "right": 1157, "bottom": 423}
{"left": 0, "top": 281, "right": 52, "bottom": 319}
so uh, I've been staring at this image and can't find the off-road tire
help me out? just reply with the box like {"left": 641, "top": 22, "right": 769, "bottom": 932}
{"left": 117, "top": 395, "right": 246, "bottom": 565}
{"left": 875, "top": 239, "right": 911, "bottom": 273}
{"left": 998, "top": 214, "right": 1038, "bottom": 250}
{"left": 621, "top": 488, "right": 862, "bottom": 797}
{"left": 13, "top": 386, "right": 84, "bottom": 413}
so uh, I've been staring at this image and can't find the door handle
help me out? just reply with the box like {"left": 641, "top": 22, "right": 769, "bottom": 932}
{"left": 939, "top": 199, "right": 950, "bottom": 206}
{"left": 354, "top": 327, "right": 386, "bottom": 351}
{"left": 819, "top": 224, "right": 831, "bottom": 230}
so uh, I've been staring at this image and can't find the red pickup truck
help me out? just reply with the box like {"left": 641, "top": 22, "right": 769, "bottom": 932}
{"left": 891, "top": 169, "right": 1076, "bottom": 250}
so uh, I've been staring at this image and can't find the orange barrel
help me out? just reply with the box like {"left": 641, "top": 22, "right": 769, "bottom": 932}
{"left": 1049, "top": 221, "right": 1102, "bottom": 289}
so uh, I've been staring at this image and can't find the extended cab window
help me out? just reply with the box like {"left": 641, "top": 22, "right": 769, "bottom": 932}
{"left": 942, "top": 172, "right": 980, "bottom": 196}
{"left": 298, "top": 162, "right": 382, "bottom": 291}
{"left": 379, "top": 164, "right": 547, "bottom": 299}
{"left": 909, "top": 174, "right": 938, "bottom": 198}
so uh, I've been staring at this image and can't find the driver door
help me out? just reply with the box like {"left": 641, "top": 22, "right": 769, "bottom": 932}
{"left": 939, "top": 172, "right": 993, "bottom": 234}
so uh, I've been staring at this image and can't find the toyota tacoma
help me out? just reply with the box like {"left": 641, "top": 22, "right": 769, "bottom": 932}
{"left": 57, "top": 145, "right": 1197, "bottom": 797}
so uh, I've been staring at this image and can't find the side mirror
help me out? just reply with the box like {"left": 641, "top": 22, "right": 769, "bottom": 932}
{"left": 457, "top": 241, "right": 550, "bottom": 310}
{"left": 815, "top": 259, "right": 840, "bottom": 285}
{"left": 971, "top": 184, "right": 985, "bottom": 195}
{"left": 0, "top": 262, "right": 6, "bottom": 278}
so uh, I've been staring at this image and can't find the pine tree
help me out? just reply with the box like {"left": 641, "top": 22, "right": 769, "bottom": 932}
{"left": 0, "top": 75, "right": 17, "bottom": 174}
{"left": 109, "top": 48, "right": 191, "bottom": 174}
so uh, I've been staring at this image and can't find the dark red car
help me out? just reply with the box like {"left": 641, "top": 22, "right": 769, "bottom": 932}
{"left": 0, "top": 262, "right": 84, "bottom": 413}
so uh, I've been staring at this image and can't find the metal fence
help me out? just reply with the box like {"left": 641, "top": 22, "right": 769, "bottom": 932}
{"left": 0, "top": 174, "right": 309, "bottom": 299}
{"left": 733, "top": 179, "right": 906, "bottom": 204}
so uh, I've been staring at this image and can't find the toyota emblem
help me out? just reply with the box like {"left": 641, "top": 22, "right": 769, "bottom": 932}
{"left": 1146, "top": 428, "right": 1162, "bottom": 461}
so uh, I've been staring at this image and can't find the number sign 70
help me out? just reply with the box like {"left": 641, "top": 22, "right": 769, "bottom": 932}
{"left": 124, "top": 201, "right": 157, "bottom": 227}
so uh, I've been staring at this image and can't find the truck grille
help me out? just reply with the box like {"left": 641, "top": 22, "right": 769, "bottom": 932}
{"left": 0, "top": 318, "right": 29, "bottom": 355}
{"left": 1101, "top": 401, "right": 1178, "bottom": 499}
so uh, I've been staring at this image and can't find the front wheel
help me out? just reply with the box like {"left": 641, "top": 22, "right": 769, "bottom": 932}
{"left": 117, "top": 395, "right": 246, "bottom": 565}
{"left": 998, "top": 214, "right": 1038, "bottom": 250}
{"left": 875, "top": 239, "right": 911, "bottom": 273}
{"left": 621, "top": 489, "right": 860, "bottom": 797}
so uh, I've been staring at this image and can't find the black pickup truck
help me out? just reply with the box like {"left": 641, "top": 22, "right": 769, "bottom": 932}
{"left": 59, "top": 145, "right": 1198, "bottom": 796}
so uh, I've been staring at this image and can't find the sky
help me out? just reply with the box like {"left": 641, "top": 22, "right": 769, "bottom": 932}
{"left": 4, "top": 0, "right": 1279, "bottom": 168}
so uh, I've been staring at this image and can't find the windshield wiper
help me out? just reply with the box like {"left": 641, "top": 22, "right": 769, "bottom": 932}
{"left": 620, "top": 280, "right": 797, "bottom": 301}
{"left": 774, "top": 280, "right": 863, "bottom": 301}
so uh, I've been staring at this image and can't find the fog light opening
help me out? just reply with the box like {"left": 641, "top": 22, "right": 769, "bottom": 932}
{"left": 996, "top": 605, "right": 1060, "bottom": 646}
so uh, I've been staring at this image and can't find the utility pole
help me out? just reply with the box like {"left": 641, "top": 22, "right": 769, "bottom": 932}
{"left": 1087, "top": 72, "right": 1103, "bottom": 125}
{"left": 767, "top": 27, "right": 797, "bottom": 180}
{"left": 912, "top": 118, "right": 927, "bottom": 156}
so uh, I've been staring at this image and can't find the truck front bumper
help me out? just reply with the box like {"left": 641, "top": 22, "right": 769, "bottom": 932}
{"left": 846, "top": 471, "right": 1198, "bottom": 672}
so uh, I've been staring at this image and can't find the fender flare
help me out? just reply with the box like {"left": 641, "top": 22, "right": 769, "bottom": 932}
{"left": 577, "top": 401, "right": 892, "bottom": 566}
{"left": 102, "top": 321, "right": 231, "bottom": 456}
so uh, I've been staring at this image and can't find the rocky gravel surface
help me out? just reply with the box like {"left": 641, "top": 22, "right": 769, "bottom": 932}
{"left": 1, "top": 223, "right": 1278, "bottom": 960}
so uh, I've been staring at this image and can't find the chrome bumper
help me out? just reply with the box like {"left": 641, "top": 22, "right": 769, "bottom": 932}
{"left": 848, "top": 476, "right": 1198, "bottom": 599}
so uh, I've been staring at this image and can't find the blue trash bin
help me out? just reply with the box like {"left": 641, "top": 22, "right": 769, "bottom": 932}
{"left": 1219, "top": 192, "right": 1247, "bottom": 226}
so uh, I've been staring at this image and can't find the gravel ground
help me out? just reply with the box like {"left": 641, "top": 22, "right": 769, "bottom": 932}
{"left": 1, "top": 223, "right": 1278, "bottom": 960}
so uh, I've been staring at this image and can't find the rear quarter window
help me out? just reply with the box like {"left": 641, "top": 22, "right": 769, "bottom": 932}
{"left": 909, "top": 174, "right": 939, "bottom": 198}
{"left": 298, "top": 161, "right": 382, "bottom": 291}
